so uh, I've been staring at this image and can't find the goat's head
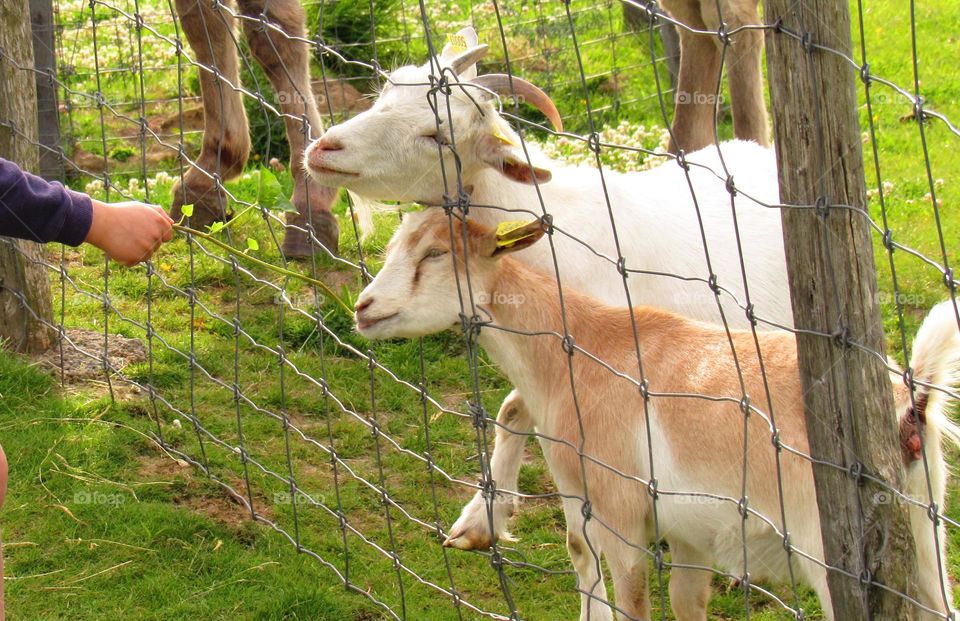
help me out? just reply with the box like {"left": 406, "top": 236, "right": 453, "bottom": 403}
{"left": 305, "top": 27, "right": 561, "bottom": 204}
{"left": 354, "top": 208, "right": 544, "bottom": 339}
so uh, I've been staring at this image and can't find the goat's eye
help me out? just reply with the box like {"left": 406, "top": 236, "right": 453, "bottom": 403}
{"left": 421, "top": 248, "right": 448, "bottom": 261}
{"left": 422, "top": 133, "right": 450, "bottom": 147}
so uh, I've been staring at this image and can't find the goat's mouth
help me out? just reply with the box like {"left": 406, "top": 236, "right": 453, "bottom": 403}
{"left": 306, "top": 162, "right": 360, "bottom": 178}
{"left": 356, "top": 312, "right": 400, "bottom": 333}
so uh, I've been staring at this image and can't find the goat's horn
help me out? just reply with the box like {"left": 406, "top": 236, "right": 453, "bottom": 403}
{"left": 470, "top": 74, "right": 563, "bottom": 133}
{"left": 449, "top": 44, "right": 489, "bottom": 76}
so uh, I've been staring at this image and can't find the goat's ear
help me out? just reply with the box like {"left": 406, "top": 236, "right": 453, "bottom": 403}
{"left": 490, "top": 220, "right": 545, "bottom": 257}
{"left": 479, "top": 133, "right": 552, "bottom": 185}
{"left": 440, "top": 28, "right": 483, "bottom": 80}
{"left": 440, "top": 27, "right": 480, "bottom": 60}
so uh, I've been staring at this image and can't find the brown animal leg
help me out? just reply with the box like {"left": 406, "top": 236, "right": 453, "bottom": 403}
{"left": 238, "top": 0, "right": 339, "bottom": 257}
{"left": 172, "top": 0, "right": 251, "bottom": 228}
{"left": 660, "top": 0, "right": 721, "bottom": 153}
{"left": 718, "top": 1, "right": 769, "bottom": 146}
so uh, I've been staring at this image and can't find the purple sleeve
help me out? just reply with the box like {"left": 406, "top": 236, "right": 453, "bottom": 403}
{"left": 0, "top": 157, "right": 93, "bottom": 246}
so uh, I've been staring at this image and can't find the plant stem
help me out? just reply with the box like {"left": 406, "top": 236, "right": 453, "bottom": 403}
{"left": 172, "top": 224, "right": 353, "bottom": 314}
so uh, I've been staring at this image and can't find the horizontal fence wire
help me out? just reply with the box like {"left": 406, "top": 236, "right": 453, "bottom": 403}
{"left": 0, "top": 0, "right": 958, "bottom": 618}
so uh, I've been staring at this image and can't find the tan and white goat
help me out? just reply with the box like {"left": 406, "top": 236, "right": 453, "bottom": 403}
{"left": 355, "top": 209, "right": 959, "bottom": 621}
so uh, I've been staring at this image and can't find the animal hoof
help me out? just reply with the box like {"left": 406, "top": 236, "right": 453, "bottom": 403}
{"left": 443, "top": 527, "right": 493, "bottom": 551}
{"left": 283, "top": 209, "right": 340, "bottom": 259}
{"left": 170, "top": 181, "right": 229, "bottom": 230}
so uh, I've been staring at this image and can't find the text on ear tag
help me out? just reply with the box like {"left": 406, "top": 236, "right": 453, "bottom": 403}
{"left": 447, "top": 33, "right": 468, "bottom": 53}
{"left": 496, "top": 220, "right": 539, "bottom": 248}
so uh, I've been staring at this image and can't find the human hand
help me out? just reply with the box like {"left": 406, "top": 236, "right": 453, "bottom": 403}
{"left": 85, "top": 199, "right": 174, "bottom": 266}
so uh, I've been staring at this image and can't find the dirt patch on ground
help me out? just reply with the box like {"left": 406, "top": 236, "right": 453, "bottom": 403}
{"left": 36, "top": 328, "right": 146, "bottom": 384}
{"left": 138, "top": 452, "right": 276, "bottom": 527}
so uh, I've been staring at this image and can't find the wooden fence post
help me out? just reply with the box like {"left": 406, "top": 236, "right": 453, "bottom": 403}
{"left": 763, "top": 0, "right": 917, "bottom": 618}
{"left": 0, "top": 0, "right": 54, "bottom": 353}
{"left": 31, "top": 0, "right": 64, "bottom": 182}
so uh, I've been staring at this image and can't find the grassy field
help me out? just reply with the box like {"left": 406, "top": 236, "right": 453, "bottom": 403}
{"left": 1, "top": 0, "right": 958, "bottom": 619}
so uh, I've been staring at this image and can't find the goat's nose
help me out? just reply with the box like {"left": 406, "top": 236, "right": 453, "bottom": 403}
{"left": 315, "top": 135, "right": 343, "bottom": 152}
{"left": 355, "top": 298, "right": 374, "bottom": 314}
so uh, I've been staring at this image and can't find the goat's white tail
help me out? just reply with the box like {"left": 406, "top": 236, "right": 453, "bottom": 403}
{"left": 908, "top": 300, "right": 960, "bottom": 448}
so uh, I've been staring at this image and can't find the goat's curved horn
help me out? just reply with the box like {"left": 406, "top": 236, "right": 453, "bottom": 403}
{"left": 470, "top": 74, "right": 563, "bottom": 133}
{"left": 448, "top": 44, "right": 489, "bottom": 76}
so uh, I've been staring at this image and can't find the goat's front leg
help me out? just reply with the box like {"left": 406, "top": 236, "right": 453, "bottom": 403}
{"left": 445, "top": 390, "right": 531, "bottom": 550}
{"left": 603, "top": 524, "right": 651, "bottom": 620}
{"left": 171, "top": 0, "right": 251, "bottom": 228}
{"left": 666, "top": 541, "right": 712, "bottom": 621}
{"left": 238, "top": 0, "right": 339, "bottom": 257}
{"left": 563, "top": 497, "right": 615, "bottom": 621}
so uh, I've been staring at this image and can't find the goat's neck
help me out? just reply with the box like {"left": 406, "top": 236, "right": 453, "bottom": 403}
{"left": 466, "top": 168, "right": 567, "bottom": 228}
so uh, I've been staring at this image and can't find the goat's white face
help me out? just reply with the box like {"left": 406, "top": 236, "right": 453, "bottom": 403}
{"left": 305, "top": 29, "right": 556, "bottom": 204}
{"left": 354, "top": 209, "right": 543, "bottom": 340}
{"left": 355, "top": 210, "right": 483, "bottom": 339}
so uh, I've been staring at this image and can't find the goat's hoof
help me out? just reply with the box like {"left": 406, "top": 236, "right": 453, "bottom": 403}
{"left": 170, "top": 182, "right": 229, "bottom": 230}
{"left": 443, "top": 527, "right": 494, "bottom": 551}
{"left": 283, "top": 209, "right": 340, "bottom": 259}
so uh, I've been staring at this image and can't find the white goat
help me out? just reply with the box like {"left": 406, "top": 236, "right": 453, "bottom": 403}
{"left": 306, "top": 27, "right": 792, "bottom": 551}
{"left": 355, "top": 209, "right": 959, "bottom": 621}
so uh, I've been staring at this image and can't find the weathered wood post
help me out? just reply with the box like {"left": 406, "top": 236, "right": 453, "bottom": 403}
{"left": 31, "top": 0, "right": 63, "bottom": 181}
{"left": 0, "top": 0, "right": 54, "bottom": 353}
{"left": 763, "top": 0, "right": 917, "bottom": 618}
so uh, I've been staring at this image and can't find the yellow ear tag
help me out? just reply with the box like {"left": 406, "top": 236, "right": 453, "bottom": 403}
{"left": 447, "top": 33, "right": 468, "bottom": 53}
{"left": 492, "top": 124, "right": 516, "bottom": 146}
{"left": 496, "top": 220, "right": 539, "bottom": 249}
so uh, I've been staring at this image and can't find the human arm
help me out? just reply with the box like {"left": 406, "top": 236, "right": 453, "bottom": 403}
{"left": 0, "top": 158, "right": 173, "bottom": 265}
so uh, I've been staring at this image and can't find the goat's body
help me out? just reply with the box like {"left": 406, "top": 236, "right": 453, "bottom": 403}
{"left": 478, "top": 262, "right": 830, "bottom": 618}
{"left": 476, "top": 258, "right": 957, "bottom": 620}
{"left": 467, "top": 140, "right": 789, "bottom": 330}
{"left": 357, "top": 209, "right": 958, "bottom": 620}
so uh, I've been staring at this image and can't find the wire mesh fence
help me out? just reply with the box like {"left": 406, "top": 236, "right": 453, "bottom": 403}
{"left": 1, "top": 0, "right": 959, "bottom": 618}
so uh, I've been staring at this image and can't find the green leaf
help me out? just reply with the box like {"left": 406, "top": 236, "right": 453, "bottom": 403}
{"left": 246, "top": 237, "right": 260, "bottom": 252}
{"left": 256, "top": 166, "right": 296, "bottom": 213}
{"left": 180, "top": 203, "right": 194, "bottom": 218}
{"left": 208, "top": 221, "right": 225, "bottom": 234}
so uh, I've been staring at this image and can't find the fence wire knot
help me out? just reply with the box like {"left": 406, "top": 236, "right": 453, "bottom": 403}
{"left": 831, "top": 324, "right": 850, "bottom": 349}
{"left": 469, "top": 401, "right": 487, "bottom": 429}
{"left": 580, "top": 500, "right": 592, "bottom": 520}
{"left": 725, "top": 175, "right": 737, "bottom": 196}
{"left": 882, "top": 229, "right": 894, "bottom": 251}
{"left": 737, "top": 496, "right": 749, "bottom": 519}
{"left": 848, "top": 460, "right": 865, "bottom": 484}
{"left": 928, "top": 502, "right": 940, "bottom": 524}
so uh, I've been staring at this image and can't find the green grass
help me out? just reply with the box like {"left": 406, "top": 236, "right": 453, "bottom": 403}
{"left": 2, "top": 0, "right": 959, "bottom": 618}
